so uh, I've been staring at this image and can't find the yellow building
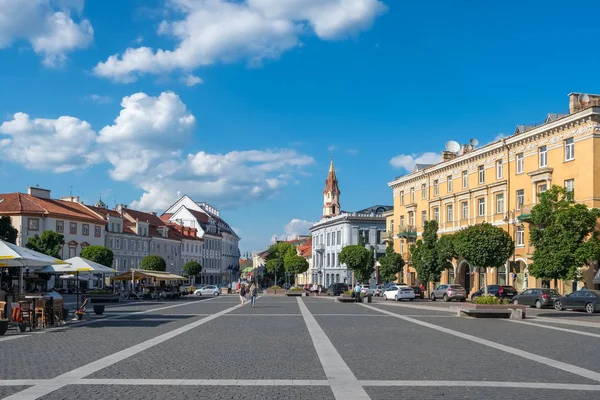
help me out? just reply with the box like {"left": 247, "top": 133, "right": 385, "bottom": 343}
{"left": 388, "top": 92, "right": 600, "bottom": 295}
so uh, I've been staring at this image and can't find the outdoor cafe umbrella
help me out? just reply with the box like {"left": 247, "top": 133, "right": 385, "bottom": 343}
{"left": 38, "top": 257, "right": 117, "bottom": 307}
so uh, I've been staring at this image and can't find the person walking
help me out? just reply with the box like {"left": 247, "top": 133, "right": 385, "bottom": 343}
{"left": 239, "top": 284, "right": 247, "bottom": 307}
{"left": 318, "top": 285, "right": 322, "bottom": 296}
{"left": 354, "top": 282, "right": 361, "bottom": 303}
{"left": 250, "top": 282, "right": 258, "bottom": 308}
{"left": 227, "top": 282, "right": 232, "bottom": 294}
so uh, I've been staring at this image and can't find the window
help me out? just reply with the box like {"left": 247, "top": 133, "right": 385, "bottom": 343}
{"left": 565, "top": 179, "right": 574, "bottom": 197}
{"left": 124, "top": 240, "right": 128, "bottom": 251}
{"left": 82, "top": 224, "right": 89, "bottom": 236}
{"left": 123, "top": 259, "right": 128, "bottom": 269}
{"left": 447, "top": 176, "right": 453, "bottom": 192}
{"left": 447, "top": 205, "right": 453, "bottom": 222}
{"left": 70, "top": 222, "right": 77, "bottom": 234}
{"left": 109, "top": 238, "right": 114, "bottom": 248}
{"left": 421, "top": 210, "right": 427, "bottom": 226}
{"left": 400, "top": 241, "right": 404, "bottom": 254}
{"left": 496, "top": 160, "right": 503, "bottom": 179}
{"left": 421, "top": 183, "right": 427, "bottom": 199}
{"left": 433, "top": 207, "right": 439, "bottom": 222}
{"left": 28, "top": 218, "right": 39, "bottom": 231}
{"left": 516, "top": 153, "right": 524, "bottom": 174}
{"left": 408, "top": 212, "right": 415, "bottom": 227}
{"left": 410, "top": 187, "right": 415, "bottom": 202}
{"left": 56, "top": 220, "right": 64, "bottom": 233}
{"left": 496, "top": 193, "right": 504, "bottom": 214}
{"left": 516, "top": 189, "right": 524, "bottom": 210}
{"left": 478, "top": 166, "right": 485, "bottom": 184}
{"left": 327, "top": 253, "right": 330, "bottom": 267}
{"left": 565, "top": 138, "right": 574, "bottom": 161}
{"left": 516, "top": 226, "right": 524, "bottom": 247}
{"left": 434, "top": 180, "right": 439, "bottom": 196}
{"left": 94, "top": 226, "right": 101, "bottom": 237}
{"left": 478, "top": 198, "right": 485, "bottom": 216}
{"left": 539, "top": 145, "right": 547, "bottom": 167}
{"left": 337, "top": 231, "right": 341, "bottom": 244}
{"left": 327, "top": 233, "right": 331, "bottom": 246}
{"left": 68, "top": 246, "right": 76, "bottom": 258}
{"left": 400, "top": 191, "right": 404, "bottom": 205}
{"left": 461, "top": 201, "right": 468, "bottom": 220}
{"left": 538, "top": 183, "right": 548, "bottom": 194}
{"left": 116, "top": 238, "right": 121, "bottom": 250}
{"left": 400, "top": 216, "right": 405, "bottom": 227}
{"left": 462, "top": 170, "right": 468, "bottom": 188}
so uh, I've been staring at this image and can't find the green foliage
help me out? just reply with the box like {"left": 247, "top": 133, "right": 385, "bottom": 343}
{"left": 86, "top": 289, "right": 112, "bottom": 295}
{"left": 265, "top": 242, "right": 296, "bottom": 275}
{"left": 453, "top": 223, "right": 514, "bottom": 270}
{"left": 141, "top": 255, "right": 166, "bottom": 272}
{"left": 410, "top": 221, "right": 455, "bottom": 286}
{"left": 474, "top": 295, "right": 500, "bottom": 304}
{"left": 343, "top": 290, "right": 354, "bottom": 296}
{"left": 339, "top": 245, "right": 372, "bottom": 283}
{"left": 379, "top": 242, "right": 405, "bottom": 282}
{"left": 289, "top": 286, "right": 304, "bottom": 291}
{"left": 0, "top": 216, "right": 18, "bottom": 244}
{"left": 182, "top": 261, "right": 202, "bottom": 277}
{"left": 284, "top": 254, "right": 309, "bottom": 275}
{"left": 268, "top": 285, "right": 282, "bottom": 290}
{"left": 80, "top": 245, "right": 114, "bottom": 267}
{"left": 26, "top": 230, "right": 64, "bottom": 258}
{"left": 266, "top": 258, "right": 284, "bottom": 275}
{"left": 529, "top": 186, "right": 600, "bottom": 283}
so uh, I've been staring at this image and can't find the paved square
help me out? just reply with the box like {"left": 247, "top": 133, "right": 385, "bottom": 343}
{"left": 2, "top": 295, "right": 600, "bottom": 399}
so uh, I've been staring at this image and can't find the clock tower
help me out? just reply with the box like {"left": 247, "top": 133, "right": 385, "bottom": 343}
{"left": 322, "top": 158, "right": 341, "bottom": 218}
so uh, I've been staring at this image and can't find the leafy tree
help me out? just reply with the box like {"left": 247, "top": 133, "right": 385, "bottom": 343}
{"left": 284, "top": 254, "right": 309, "bottom": 275}
{"left": 529, "top": 185, "right": 600, "bottom": 287}
{"left": 183, "top": 261, "right": 202, "bottom": 276}
{"left": 26, "top": 230, "right": 64, "bottom": 258}
{"left": 265, "top": 242, "right": 296, "bottom": 281}
{"left": 453, "top": 222, "right": 514, "bottom": 294}
{"left": 141, "top": 255, "right": 166, "bottom": 272}
{"left": 0, "top": 216, "right": 18, "bottom": 244}
{"left": 410, "top": 221, "right": 453, "bottom": 290}
{"left": 339, "top": 245, "right": 372, "bottom": 283}
{"left": 80, "top": 245, "right": 114, "bottom": 267}
{"left": 379, "top": 242, "right": 405, "bottom": 283}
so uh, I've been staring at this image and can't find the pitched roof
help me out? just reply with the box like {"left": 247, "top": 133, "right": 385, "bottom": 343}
{"left": 123, "top": 208, "right": 183, "bottom": 241}
{"left": 323, "top": 159, "right": 340, "bottom": 195}
{"left": 414, "top": 163, "right": 433, "bottom": 172}
{"left": 0, "top": 192, "right": 104, "bottom": 223}
{"left": 297, "top": 236, "right": 312, "bottom": 258}
{"left": 85, "top": 205, "right": 121, "bottom": 219}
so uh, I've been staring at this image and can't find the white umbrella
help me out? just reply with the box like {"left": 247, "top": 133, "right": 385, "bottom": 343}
{"left": 0, "top": 239, "right": 67, "bottom": 268}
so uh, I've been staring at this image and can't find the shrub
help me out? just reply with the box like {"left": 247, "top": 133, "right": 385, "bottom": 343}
{"left": 343, "top": 290, "right": 354, "bottom": 296}
{"left": 289, "top": 287, "right": 304, "bottom": 291}
{"left": 474, "top": 295, "right": 500, "bottom": 304}
{"left": 87, "top": 289, "right": 112, "bottom": 295}
{"left": 268, "top": 285, "right": 282, "bottom": 290}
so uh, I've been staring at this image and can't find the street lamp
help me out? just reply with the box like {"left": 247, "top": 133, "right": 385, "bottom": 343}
{"left": 504, "top": 210, "right": 525, "bottom": 287}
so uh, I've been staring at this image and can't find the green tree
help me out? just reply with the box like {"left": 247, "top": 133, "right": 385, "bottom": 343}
{"left": 26, "top": 230, "right": 64, "bottom": 258}
{"left": 379, "top": 242, "right": 405, "bottom": 283}
{"left": 141, "top": 255, "right": 166, "bottom": 272}
{"left": 0, "top": 216, "right": 18, "bottom": 244}
{"left": 265, "top": 242, "right": 296, "bottom": 282}
{"left": 284, "top": 254, "right": 309, "bottom": 275}
{"left": 410, "top": 221, "right": 453, "bottom": 290}
{"left": 80, "top": 245, "right": 114, "bottom": 267}
{"left": 529, "top": 185, "right": 600, "bottom": 287}
{"left": 183, "top": 261, "right": 202, "bottom": 277}
{"left": 453, "top": 222, "right": 514, "bottom": 294}
{"left": 339, "top": 245, "right": 372, "bottom": 283}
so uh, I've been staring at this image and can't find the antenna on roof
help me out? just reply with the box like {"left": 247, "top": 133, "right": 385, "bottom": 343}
{"left": 69, "top": 186, "right": 73, "bottom": 196}
{"left": 469, "top": 138, "right": 479, "bottom": 147}
{"left": 445, "top": 140, "right": 460, "bottom": 153}
{"left": 579, "top": 93, "right": 590, "bottom": 106}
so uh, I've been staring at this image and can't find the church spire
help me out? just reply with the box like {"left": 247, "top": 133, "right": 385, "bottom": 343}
{"left": 322, "top": 158, "right": 341, "bottom": 218}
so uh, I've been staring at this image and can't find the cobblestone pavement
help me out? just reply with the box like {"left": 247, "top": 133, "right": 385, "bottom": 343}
{"left": 2, "top": 295, "right": 600, "bottom": 399}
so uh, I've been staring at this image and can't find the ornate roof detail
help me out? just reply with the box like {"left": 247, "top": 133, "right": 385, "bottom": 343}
{"left": 323, "top": 158, "right": 340, "bottom": 195}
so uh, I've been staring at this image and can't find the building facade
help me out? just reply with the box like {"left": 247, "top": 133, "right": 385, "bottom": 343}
{"left": 388, "top": 92, "right": 600, "bottom": 294}
{"left": 310, "top": 160, "right": 392, "bottom": 286}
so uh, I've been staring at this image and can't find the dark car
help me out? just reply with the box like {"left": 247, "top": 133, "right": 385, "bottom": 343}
{"left": 326, "top": 283, "right": 348, "bottom": 296}
{"left": 471, "top": 285, "right": 518, "bottom": 302}
{"left": 513, "top": 288, "right": 560, "bottom": 308}
{"left": 410, "top": 285, "right": 424, "bottom": 299}
{"left": 554, "top": 290, "right": 600, "bottom": 314}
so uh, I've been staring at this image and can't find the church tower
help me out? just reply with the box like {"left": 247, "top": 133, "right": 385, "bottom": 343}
{"left": 322, "top": 158, "right": 341, "bottom": 218}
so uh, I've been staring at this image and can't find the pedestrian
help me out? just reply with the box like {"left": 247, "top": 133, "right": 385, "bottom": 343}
{"left": 318, "top": 285, "right": 322, "bottom": 296}
{"left": 354, "top": 282, "right": 361, "bottom": 303}
{"left": 227, "top": 282, "right": 232, "bottom": 294}
{"left": 239, "top": 284, "right": 247, "bottom": 307}
{"left": 237, "top": 281, "right": 241, "bottom": 292}
{"left": 250, "top": 282, "right": 258, "bottom": 308}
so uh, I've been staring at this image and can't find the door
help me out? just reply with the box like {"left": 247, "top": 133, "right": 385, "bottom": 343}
{"left": 434, "top": 285, "right": 446, "bottom": 297}
{"left": 564, "top": 291, "right": 581, "bottom": 309}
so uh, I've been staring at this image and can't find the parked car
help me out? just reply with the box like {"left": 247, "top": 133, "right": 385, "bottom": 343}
{"left": 410, "top": 285, "right": 425, "bottom": 299}
{"left": 430, "top": 284, "right": 467, "bottom": 302}
{"left": 374, "top": 285, "right": 386, "bottom": 297}
{"left": 326, "top": 283, "right": 348, "bottom": 296}
{"left": 360, "top": 285, "right": 376, "bottom": 296}
{"left": 194, "top": 285, "right": 221, "bottom": 296}
{"left": 471, "top": 285, "right": 518, "bottom": 302}
{"left": 384, "top": 285, "right": 416, "bottom": 301}
{"left": 554, "top": 290, "right": 600, "bottom": 314}
{"left": 513, "top": 288, "right": 560, "bottom": 308}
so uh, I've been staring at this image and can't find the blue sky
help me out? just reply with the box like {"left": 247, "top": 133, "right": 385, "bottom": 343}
{"left": 1, "top": 0, "right": 599, "bottom": 254}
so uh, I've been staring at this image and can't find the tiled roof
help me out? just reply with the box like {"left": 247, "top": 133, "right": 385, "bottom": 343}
{"left": 159, "top": 213, "right": 173, "bottom": 222}
{"left": 0, "top": 193, "right": 104, "bottom": 223}
{"left": 86, "top": 205, "right": 121, "bottom": 219}
{"left": 297, "top": 236, "right": 312, "bottom": 257}
{"left": 123, "top": 208, "right": 183, "bottom": 241}
{"left": 188, "top": 209, "right": 209, "bottom": 223}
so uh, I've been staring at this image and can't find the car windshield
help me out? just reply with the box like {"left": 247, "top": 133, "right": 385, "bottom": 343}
{"left": 544, "top": 289, "right": 560, "bottom": 295}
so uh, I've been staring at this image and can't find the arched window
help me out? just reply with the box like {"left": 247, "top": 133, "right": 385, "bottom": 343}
{"left": 336, "top": 273, "right": 340, "bottom": 283}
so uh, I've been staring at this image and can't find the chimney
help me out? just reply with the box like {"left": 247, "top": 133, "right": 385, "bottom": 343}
{"left": 28, "top": 187, "right": 51, "bottom": 199}
{"left": 441, "top": 150, "right": 456, "bottom": 161}
{"left": 60, "top": 196, "right": 80, "bottom": 203}
{"left": 150, "top": 212, "right": 157, "bottom": 216}
{"left": 568, "top": 92, "right": 600, "bottom": 114}
{"left": 115, "top": 204, "right": 127, "bottom": 212}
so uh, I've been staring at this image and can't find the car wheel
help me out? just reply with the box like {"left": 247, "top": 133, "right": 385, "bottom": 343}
{"left": 213, "top": 292, "right": 219, "bottom": 296}
{"left": 431, "top": 293, "right": 436, "bottom": 301}
{"left": 196, "top": 292, "right": 201, "bottom": 296}
{"left": 409, "top": 298, "right": 414, "bottom": 302}
{"left": 394, "top": 295, "right": 398, "bottom": 301}
{"left": 443, "top": 294, "right": 449, "bottom": 302}
{"left": 384, "top": 295, "right": 388, "bottom": 301}
{"left": 554, "top": 301, "right": 563, "bottom": 311}
{"left": 535, "top": 300, "right": 542, "bottom": 309}
{"left": 513, "top": 299, "right": 519, "bottom": 305}
{"left": 585, "top": 303, "right": 595, "bottom": 314}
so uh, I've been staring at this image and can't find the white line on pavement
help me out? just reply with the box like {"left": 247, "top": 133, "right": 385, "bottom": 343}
{"left": 77, "top": 379, "right": 331, "bottom": 386}
{"left": 297, "top": 297, "right": 371, "bottom": 400}
{"left": 505, "top": 319, "right": 600, "bottom": 338}
{"left": 360, "top": 380, "right": 600, "bottom": 391}
{"left": 362, "top": 304, "right": 600, "bottom": 383}
{"left": 2, "top": 298, "right": 240, "bottom": 400}
{"left": 527, "top": 316, "right": 600, "bottom": 329}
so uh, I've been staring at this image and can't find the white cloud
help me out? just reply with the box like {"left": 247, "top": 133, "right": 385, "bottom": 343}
{"left": 271, "top": 218, "right": 313, "bottom": 242}
{"left": 327, "top": 144, "right": 337, "bottom": 152}
{"left": 0, "top": 0, "right": 93, "bottom": 67}
{"left": 0, "top": 112, "right": 98, "bottom": 172}
{"left": 181, "top": 74, "right": 203, "bottom": 87}
{"left": 93, "top": 0, "right": 387, "bottom": 82}
{"left": 88, "top": 94, "right": 113, "bottom": 104}
{"left": 347, "top": 149, "right": 358, "bottom": 155}
{"left": 389, "top": 152, "right": 442, "bottom": 172}
{"left": 492, "top": 133, "right": 506, "bottom": 143}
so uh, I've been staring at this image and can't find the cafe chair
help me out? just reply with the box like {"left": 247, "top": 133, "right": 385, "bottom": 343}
{"left": 52, "top": 299, "right": 64, "bottom": 325}
{"left": 18, "top": 301, "right": 33, "bottom": 332}
{"left": 34, "top": 299, "right": 47, "bottom": 328}
{"left": 0, "top": 301, "right": 6, "bottom": 320}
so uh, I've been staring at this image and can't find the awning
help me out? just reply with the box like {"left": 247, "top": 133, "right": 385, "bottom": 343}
{"left": 593, "top": 268, "right": 600, "bottom": 284}
{"left": 242, "top": 266, "right": 254, "bottom": 273}
{"left": 517, "top": 214, "right": 531, "bottom": 222}
{"left": 112, "top": 269, "right": 187, "bottom": 281}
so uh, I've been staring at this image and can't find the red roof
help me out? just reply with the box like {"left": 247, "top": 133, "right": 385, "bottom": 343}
{"left": 0, "top": 193, "right": 104, "bottom": 223}
{"left": 86, "top": 205, "right": 122, "bottom": 219}
{"left": 323, "top": 159, "right": 340, "bottom": 195}
{"left": 297, "top": 236, "right": 313, "bottom": 257}
{"left": 123, "top": 208, "right": 183, "bottom": 241}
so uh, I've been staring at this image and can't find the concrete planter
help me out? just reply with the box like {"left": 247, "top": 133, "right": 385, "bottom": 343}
{"left": 456, "top": 303, "right": 527, "bottom": 319}
{"left": 87, "top": 294, "right": 120, "bottom": 303}
{"left": 285, "top": 292, "right": 304, "bottom": 297}
{"left": 0, "top": 320, "right": 8, "bottom": 336}
{"left": 337, "top": 295, "right": 356, "bottom": 303}
{"left": 264, "top": 289, "right": 285, "bottom": 295}
{"left": 93, "top": 305, "right": 105, "bottom": 315}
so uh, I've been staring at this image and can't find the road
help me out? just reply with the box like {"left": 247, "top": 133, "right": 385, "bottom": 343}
{"left": 1, "top": 295, "right": 600, "bottom": 399}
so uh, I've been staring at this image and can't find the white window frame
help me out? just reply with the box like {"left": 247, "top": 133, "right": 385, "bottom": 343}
{"left": 462, "top": 170, "right": 468, "bottom": 188}
{"left": 400, "top": 191, "right": 404, "bottom": 205}
{"left": 539, "top": 146, "right": 547, "bottom": 168}
{"left": 409, "top": 212, "right": 415, "bottom": 227}
{"left": 410, "top": 187, "right": 415, "bottom": 202}
{"left": 433, "top": 180, "right": 439, "bottom": 196}
{"left": 496, "top": 193, "right": 504, "bottom": 214}
{"left": 516, "top": 226, "right": 525, "bottom": 247}
{"left": 447, "top": 175, "right": 453, "bottom": 193}
{"left": 433, "top": 207, "right": 439, "bottom": 222}
{"left": 461, "top": 201, "right": 468, "bottom": 220}
{"left": 421, "top": 210, "right": 427, "bottom": 226}
{"left": 400, "top": 216, "right": 405, "bottom": 227}
{"left": 516, "top": 189, "right": 524, "bottom": 210}
{"left": 516, "top": 153, "right": 524, "bottom": 174}
{"left": 564, "top": 138, "right": 574, "bottom": 161}
{"left": 564, "top": 179, "right": 574, "bottom": 193}
{"left": 447, "top": 205, "right": 453, "bottom": 222}
{"left": 478, "top": 198, "right": 485, "bottom": 217}
{"left": 478, "top": 166, "right": 485, "bottom": 184}
{"left": 421, "top": 184, "right": 427, "bottom": 199}
{"left": 496, "top": 160, "right": 503, "bottom": 179}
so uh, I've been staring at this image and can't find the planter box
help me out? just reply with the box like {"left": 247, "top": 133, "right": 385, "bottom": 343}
{"left": 87, "top": 294, "right": 120, "bottom": 303}
{"left": 264, "top": 289, "right": 285, "bottom": 295}
{"left": 0, "top": 320, "right": 8, "bottom": 336}
{"left": 456, "top": 304, "right": 526, "bottom": 319}
{"left": 285, "top": 292, "right": 304, "bottom": 297}
{"left": 337, "top": 295, "right": 357, "bottom": 303}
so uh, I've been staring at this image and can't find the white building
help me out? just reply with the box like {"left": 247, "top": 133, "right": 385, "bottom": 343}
{"left": 310, "top": 161, "right": 392, "bottom": 286}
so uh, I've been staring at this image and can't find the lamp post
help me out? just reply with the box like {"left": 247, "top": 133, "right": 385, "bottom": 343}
{"left": 504, "top": 210, "right": 525, "bottom": 287}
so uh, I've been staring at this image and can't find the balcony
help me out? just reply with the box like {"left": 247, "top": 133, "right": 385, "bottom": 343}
{"left": 517, "top": 204, "right": 533, "bottom": 223}
{"left": 382, "top": 230, "right": 395, "bottom": 242}
{"left": 313, "top": 243, "right": 325, "bottom": 252}
{"left": 397, "top": 226, "right": 418, "bottom": 240}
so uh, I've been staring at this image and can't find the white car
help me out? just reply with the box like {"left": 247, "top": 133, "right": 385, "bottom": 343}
{"left": 384, "top": 285, "right": 416, "bottom": 301}
{"left": 194, "top": 285, "right": 221, "bottom": 296}
{"left": 360, "top": 285, "right": 376, "bottom": 295}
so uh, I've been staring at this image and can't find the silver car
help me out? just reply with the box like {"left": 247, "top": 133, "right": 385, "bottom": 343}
{"left": 430, "top": 284, "right": 467, "bottom": 302}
